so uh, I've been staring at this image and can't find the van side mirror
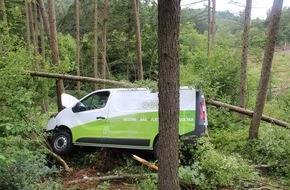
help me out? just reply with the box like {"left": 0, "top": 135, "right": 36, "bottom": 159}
{"left": 72, "top": 102, "right": 86, "bottom": 113}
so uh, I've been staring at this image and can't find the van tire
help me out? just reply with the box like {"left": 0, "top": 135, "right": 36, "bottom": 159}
{"left": 153, "top": 138, "right": 159, "bottom": 159}
{"left": 51, "top": 131, "right": 73, "bottom": 155}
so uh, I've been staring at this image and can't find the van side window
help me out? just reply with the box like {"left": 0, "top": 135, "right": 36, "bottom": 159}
{"left": 73, "top": 91, "right": 110, "bottom": 112}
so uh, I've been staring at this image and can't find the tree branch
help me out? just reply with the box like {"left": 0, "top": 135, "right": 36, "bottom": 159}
{"left": 207, "top": 100, "right": 290, "bottom": 129}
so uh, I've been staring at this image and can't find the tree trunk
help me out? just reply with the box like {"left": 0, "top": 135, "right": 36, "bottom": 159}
{"left": 211, "top": 0, "right": 216, "bottom": 45}
{"left": 47, "top": 0, "right": 65, "bottom": 112}
{"left": 39, "top": 7, "right": 45, "bottom": 62}
{"left": 33, "top": 1, "right": 39, "bottom": 55}
{"left": 157, "top": 0, "right": 180, "bottom": 189}
{"left": 101, "top": 0, "right": 108, "bottom": 89}
{"left": 76, "top": 0, "right": 81, "bottom": 92}
{"left": 239, "top": 0, "right": 252, "bottom": 121}
{"left": 207, "top": 0, "right": 211, "bottom": 56}
{"left": 93, "top": 0, "right": 99, "bottom": 90}
{"left": 25, "top": 0, "right": 31, "bottom": 50}
{"left": 28, "top": 70, "right": 134, "bottom": 88}
{"left": 39, "top": 7, "right": 49, "bottom": 113}
{"left": 38, "top": 0, "right": 51, "bottom": 38}
{"left": 132, "top": 0, "right": 143, "bottom": 80}
{"left": 28, "top": 1, "right": 37, "bottom": 55}
{"left": 249, "top": 0, "right": 284, "bottom": 140}
{"left": 0, "top": 0, "right": 8, "bottom": 33}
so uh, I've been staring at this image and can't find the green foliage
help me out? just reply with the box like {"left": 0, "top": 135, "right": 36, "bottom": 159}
{"left": 179, "top": 137, "right": 260, "bottom": 189}
{"left": 97, "top": 181, "right": 110, "bottom": 190}
{"left": 181, "top": 45, "right": 240, "bottom": 101}
{"left": 210, "top": 124, "right": 290, "bottom": 186}
{"left": 0, "top": 136, "right": 62, "bottom": 190}
{"left": 138, "top": 174, "right": 158, "bottom": 190}
{"left": 264, "top": 91, "right": 290, "bottom": 123}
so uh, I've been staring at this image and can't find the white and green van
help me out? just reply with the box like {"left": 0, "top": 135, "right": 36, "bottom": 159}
{"left": 46, "top": 87, "right": 208, "bottom": 156}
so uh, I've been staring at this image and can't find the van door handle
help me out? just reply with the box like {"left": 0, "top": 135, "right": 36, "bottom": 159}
{"left": 96, "top": 116, "right": 105, "bottom": 120}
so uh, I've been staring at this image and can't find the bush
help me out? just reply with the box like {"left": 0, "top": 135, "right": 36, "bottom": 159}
{"left": 0, "top": 136, "right": 62, "bottom": 190}
{"left": 179, "top": 136, "right": 259, "bottom": 189}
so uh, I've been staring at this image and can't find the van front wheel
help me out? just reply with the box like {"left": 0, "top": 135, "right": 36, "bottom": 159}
{"left": 51, "top": 131, "right": 73, "bottom": 155}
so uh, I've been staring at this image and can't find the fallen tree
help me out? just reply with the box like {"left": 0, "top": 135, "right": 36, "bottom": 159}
{"left": 27, "top": 70, "right": 135, "bottom": 88}
{"left": 208, "top": 100, "right": 290, "bottom": 129}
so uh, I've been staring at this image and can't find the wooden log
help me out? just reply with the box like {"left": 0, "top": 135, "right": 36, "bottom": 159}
{"left": 132, "top": 154, "right": 158, "bottom": 171}
{"left": 27, "top": 70, "right": 135, "bottom": 88}
{"left": 208, "top": 100, "right": 290, "bottom": 129}
{"left": 67, "top": 174, "right": 151, "bottom": 184}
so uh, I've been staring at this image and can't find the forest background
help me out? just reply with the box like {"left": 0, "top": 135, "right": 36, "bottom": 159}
{"left": 0, "top": 0, "right": 290, "bottom": 189}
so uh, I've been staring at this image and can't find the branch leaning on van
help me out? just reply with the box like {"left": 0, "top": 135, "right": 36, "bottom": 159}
{"left": 207, "top": 100, "right": 290, "bottom": 129}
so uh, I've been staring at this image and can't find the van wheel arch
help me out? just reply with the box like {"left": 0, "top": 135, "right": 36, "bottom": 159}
{"left": 51, "top": 126, "right": 73, "bottom": 155}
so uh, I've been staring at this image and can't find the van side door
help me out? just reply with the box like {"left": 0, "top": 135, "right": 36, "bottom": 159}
{"left": 70, "top": 91, "right": 110, "bottom": 144}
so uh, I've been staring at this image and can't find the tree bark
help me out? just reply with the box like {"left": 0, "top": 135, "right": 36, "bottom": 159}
{"left": 208, "top": 100, "right": 290, "bottom": 129}
{"left": 211, "top": 0, "right": 216, "bottom": 45}
{"left": 93, "top": 0, "right": 99, "bottom": 90}
{"left": 76, "top": 0, "right": 81, "bottom": 92}
{"left": 38, "top": 0, "right": 51, "bottom": 38}
{"left": 68, "top": 174, "right": 147, "bottom": 185}
{"left": 47, "top": 0, "right": 65, "bottom": 112}
{"left": 25, "top": 0, "right": 31, "bottom": 50}
{"left": 27, "top": 70, "right": 135, "bottom": 88}
{"left": 239, "top": 0, "right": 252, "bottom": 121}
{"left": 157, "top": 0, "right": 180, "bottom": 189}
{"left": 39, "top": 7, "right": 45, "bottom": 62}
{"left": 28, "top": 1, "right": 37, "bottom": 55}
{"left": 249, "top": 0, "right": 284, "bottom": 139}
{"left": 33, "top": 1, "right": 39, "bottom": 55}
{"left": 207, "top": 0, "right": 211, "bottom": 56}
{"left": 101, "top": 0, "right": 108, "bottom": 89}
{"left": 132, "top": 0, "right": 143, "bottom": 80}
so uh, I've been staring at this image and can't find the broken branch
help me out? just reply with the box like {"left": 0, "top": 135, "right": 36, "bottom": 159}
{"left": 132, "top": 154, "right": 158, "bottom": 171}
{"left": 67, "top": 174, "right": 152, "bottom": 184}
{"left": 208, "top": 100, "right": 290, "bottom": 129}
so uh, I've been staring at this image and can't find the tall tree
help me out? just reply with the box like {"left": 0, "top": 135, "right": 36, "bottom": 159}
{"left": 76, "top": 0, "right": 80, "bottom": 91}
{"left": 239, "top": 0, "right": 252, "bottom": 121}
{"left": 101, "top": 0, "right": 109, "bottom": 88}
{"left": 249, "top": 0, "right": 284, "bottom": 140}
{"left": 93, "top": 0, "right": 99, "bottom": 90}
{"left": 47, "top": 0, "right": 65, "bottom": 111}
{"left": 33, "top": 1, "right": 39, "bottom": 55}
{"left": 39, "top": 7, "right": 45, "bottom": 62}
{"left": 211, "top": 0, "right": 216, "bottom": 45}
{"left": 25, "top": 0, "right": 31, "bottom": 50}
{"left": 132, "top": 0, "right": 143, "bottom": 80}
{"left": 38, "top": 0, "right": 51, "bottom": 38}
{"left": 157, "top": 0, "right": 180, "bottom": 189}
{"left": 28, "top": 1, "right": 37, "bottom": 55}
{"left": 207, "top": 0, "right": 211, "bottom": 56}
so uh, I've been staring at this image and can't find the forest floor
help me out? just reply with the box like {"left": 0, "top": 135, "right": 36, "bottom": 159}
{"left": 56, "top": 147, "right": 153, "bottom": 189}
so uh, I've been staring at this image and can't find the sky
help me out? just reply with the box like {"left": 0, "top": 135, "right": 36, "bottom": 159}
{"left": 180, "top": 0, "right": 290, "bottom": 19}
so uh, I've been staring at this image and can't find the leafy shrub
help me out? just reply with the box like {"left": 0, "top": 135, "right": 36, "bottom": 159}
{"left": 0, "top": 136, "right": 62, "bottom": 190}
{"left": 209, "top": 124, "right": 290, "bottom": 186}
{"left": 179, "top": 136, "right": 259, "bottom": 189}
